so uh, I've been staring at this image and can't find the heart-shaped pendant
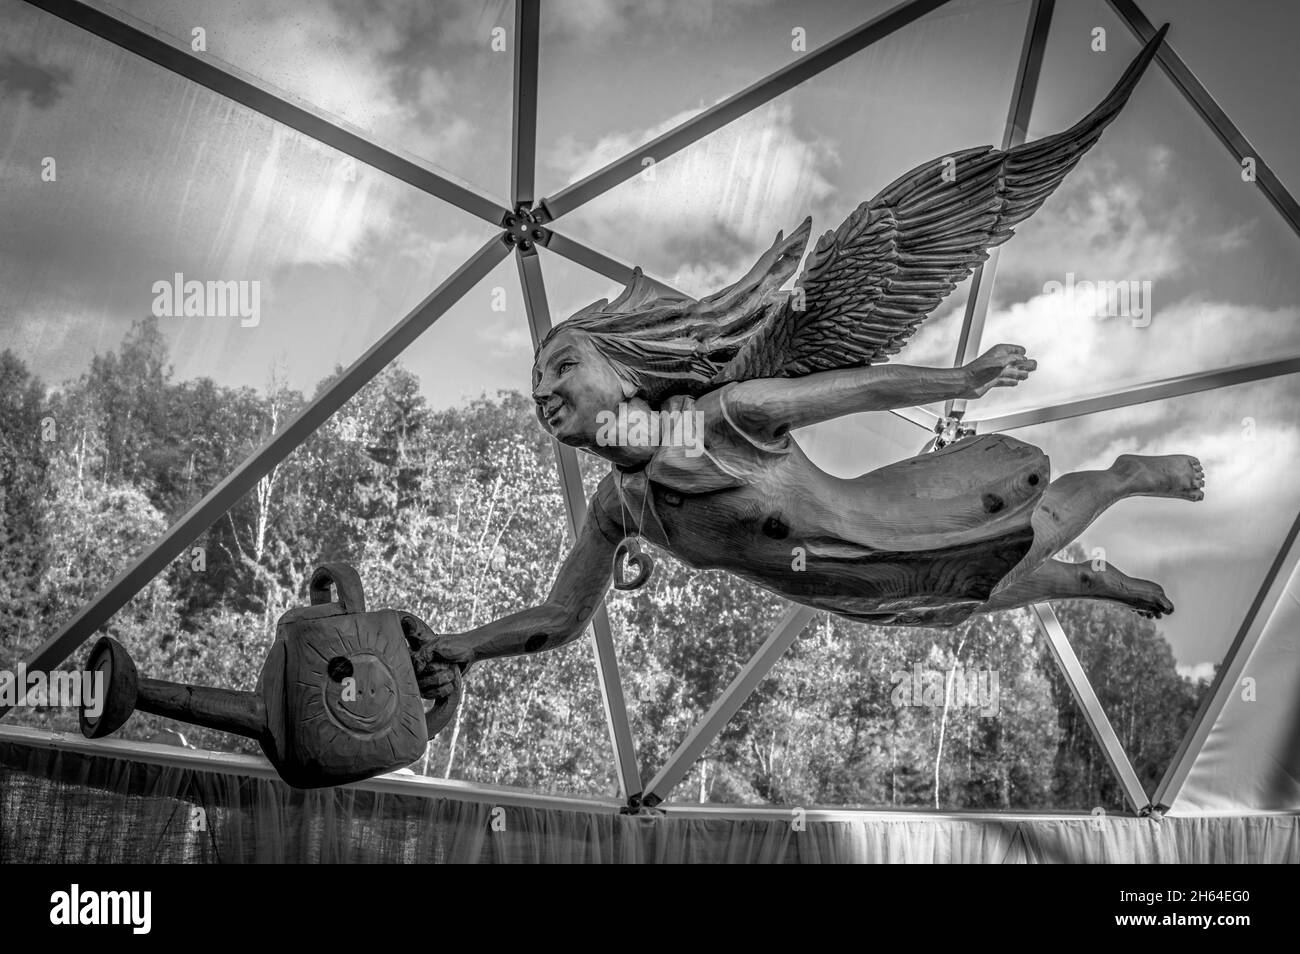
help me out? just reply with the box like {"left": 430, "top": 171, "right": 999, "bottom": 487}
{"left": 613, "top": 537, "right": 654, "bottom": 591}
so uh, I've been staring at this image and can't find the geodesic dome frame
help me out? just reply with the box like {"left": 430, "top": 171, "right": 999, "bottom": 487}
{"left": 4, "top": 0, "right": 1299, "bottom": 823}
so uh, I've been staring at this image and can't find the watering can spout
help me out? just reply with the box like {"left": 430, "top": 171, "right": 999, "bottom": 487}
{"left": 80, "top": 636, "right": 268, "bottom": 741}
{"left": 135, "top": 678, "right": 267, "bottom": 739}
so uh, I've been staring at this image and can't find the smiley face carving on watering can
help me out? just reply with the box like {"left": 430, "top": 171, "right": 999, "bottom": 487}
{"left": 266, "top": 565, "right": 430, "bottom": 786}
{"left": 79, "top": 564, "right": 461, "bottom": 789}
{"left": 321, "top": 650, "right": 402, "bottom": 739}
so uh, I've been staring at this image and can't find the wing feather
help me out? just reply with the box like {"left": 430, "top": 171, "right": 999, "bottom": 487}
{"left": 713, "top": 23, "right": 1168, "bottom": 385}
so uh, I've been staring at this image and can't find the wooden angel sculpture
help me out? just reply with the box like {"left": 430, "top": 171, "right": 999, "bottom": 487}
{"left": 408, "top": 25, "right": 1202, "bottom": 696}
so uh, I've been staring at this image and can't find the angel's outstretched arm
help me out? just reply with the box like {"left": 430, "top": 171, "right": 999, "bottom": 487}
{"left": 727, "top": 343, "right": 1035, "bottom": 440}
{"left": 410, "top": 477, "right": 619, "bottom": 669}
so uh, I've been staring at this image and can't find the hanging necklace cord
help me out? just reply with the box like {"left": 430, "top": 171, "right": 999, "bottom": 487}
{"left": 616, "top": 467, "right": 650, "bottom": 541}
{"left": 618, "top": 470, "right": 629, "bottom": 538}
{"left": 634, "top": 472, "right": 649, "bottom": 537}
{"left": 612, "top": 467, "right": 655, "bottom": 591}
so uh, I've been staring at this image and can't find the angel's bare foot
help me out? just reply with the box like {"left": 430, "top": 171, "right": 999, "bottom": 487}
{"left": 1113, "top": 453, "right": 1204, "bottom": 501}
{"left": 1001, "top": 455, "right": 1203, "bottom": 587}
{"left": 983, "top": 557, "right": 1173, "bottom": 617}
{"left": 1078, "top": 561, "right": 1173, "bottom": 618}
{"left": 1117, "top": 573, "right": 1175, "bottom": 619}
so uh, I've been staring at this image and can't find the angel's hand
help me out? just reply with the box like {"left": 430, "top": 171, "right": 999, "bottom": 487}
{"left": 960, "top": 344, "right": 1037, "bottom": 399}
{"left": 403, "top": 615, "right": 473, "bottom": 701}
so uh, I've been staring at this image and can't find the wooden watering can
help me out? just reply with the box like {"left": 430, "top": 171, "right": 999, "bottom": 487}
{"left": 79, "top": 564, "right": 461, "bottom": 788}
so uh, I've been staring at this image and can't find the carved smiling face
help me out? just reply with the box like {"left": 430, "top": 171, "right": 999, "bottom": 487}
{"left": 323, "top": 652, "right": 399, "bottom": 736}
{"left": 531, "top": 329, "right": 629, "bottom": 447}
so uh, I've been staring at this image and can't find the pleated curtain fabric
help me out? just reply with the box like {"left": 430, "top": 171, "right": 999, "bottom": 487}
{"left": 2, "top": 735, "right": 1297, "bottom": 863}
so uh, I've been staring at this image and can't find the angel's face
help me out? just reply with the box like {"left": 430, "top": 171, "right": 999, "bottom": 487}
{"left": 532, "top": 330, "right": 628, "bottom": 448}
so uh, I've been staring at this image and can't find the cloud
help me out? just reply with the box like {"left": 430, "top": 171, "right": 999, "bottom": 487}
{"left": 477, "top": 316, "right": 533, "bottom": 357}
{"left": 105, "top": 0, "right": 497, "bottom": 181}
{"left": 540, "top": 0, "right": 779, "bottom": 41}
{"left": 212, "top": 11, "right": 476, "bottom": 165}
{"left": 0, "top": 5, "right": 496, "bottom": 398}
{"left": 324, "top": 0, "right": 510, "bottom": 52}
{"left": 1071, "top": 405, "right": 1299, "bottom": 556}
{"left": 988, "top": 145, "right": 1277, "bottom": 306}
{"left": 0, "top": 53, "right": 71, "bottom": 108}
{"left": 955, "top": 143, "right": 1300, "bottom": 659}
{"left": 894, "top": 286, "right": 970, "bottom": 370}
{"left": 965, "top": 147, "right": 1299, "bottom": 412}
{"left": 958, "top": 144, "right": 1300, "bottom": 572}
{"left": 1177, "top": 660, "right": 1215, "bottom": 682}
{"left": 545, "top": 101, "right": 839, "bottom": 300}
{"left": 996, "top": 156, "right": 1191, "bottom": 289}
{"left": 978, "top": 293, "right": 1300, "bottom": 415}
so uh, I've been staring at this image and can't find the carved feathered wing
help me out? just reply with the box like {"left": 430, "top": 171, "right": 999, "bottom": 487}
{"left": 712, "top": 23, "right": 1168, "bottom": 385}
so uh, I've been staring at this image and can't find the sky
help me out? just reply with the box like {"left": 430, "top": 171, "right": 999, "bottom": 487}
{"left": 2, "top": 0, "right": 1299, "bottom": 699}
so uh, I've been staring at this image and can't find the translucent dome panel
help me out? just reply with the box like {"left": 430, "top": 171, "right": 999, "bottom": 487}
{"left": 542, "top": 0, "right": 1031, "bottom": 383}
{"left": 643, "top": 371, "right": 1300, "bottom": 808}
{"left": 4, "top": 280, "right": 622, "bottom": 797}
{"left": 535, "top": 0, "right": 907, "bottom": 201}
{"left": 1177, "top": 559, "right": 1300, "bottom": 813}
{"left": 0, "top": 0, "right": 499, "bottom": 673}
{"left": 1007, "top": 372, "right": 1300, "bottom": 795}
{"left": 915, "top": 277, "right": 975, "bottom": 418}
{"left": 1139, "top": 0, "right": 1300, "bottom": 197}
{"left": 537, "top": 244, "right": 627, "bottom": 329}
{"left": 98, "top": 0, "right": 515, "bottom": 200}
{"left": 972, "top": 0, "right": 1300, "bottom": 418}
{"left": 404, "top": 260, "right": 620, "bottom": 796}
{"left": 669, "top": 609, "right": 1132, "bottom": 812}
{"left": 1008, "top": 375, "right": 1300, "bottom": 695}
{"left": 607, "top": 565, "right": 791, "bottom": 795}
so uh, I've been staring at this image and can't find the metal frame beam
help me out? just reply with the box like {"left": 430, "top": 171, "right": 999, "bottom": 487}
{"left": 0, "top": 237, "right": 510, "bottom": 717}
{"left": 24, "top": 0, "right": 510, "bottom": 226}
{"left": 537, "top": 0, "right": 953, "bottom": 220}
{"left": 1031, "top": 603, "right": 1149, "bottom": 813}
{"left": 543, "top": 230, "right": 683, "bottom": 299}
{"left": 891, "top": 405, "right": 941, "bottom": 431}
{"left": 642, "top": 604, "right": 816, "bottom": 805}
{"left": 973, "top": 355, "right": 1300, "bottom": 433}
{"left": 1107, "top": 0, "right": 1300, "bottom": 241}
{"left": 948, "top": 247, "right": 1002, "bottom": 388}
{"left": 515, "top": 249, "right": 644, "bottom": 800}
{"left": 1152, "top": 505, "right": 1300, "bottom": 810}
{"left": 510, "top": 0, "right": 540, "bottom": 209}
{"left": 946, "top": 0, "right": 1054, "bottom": 419}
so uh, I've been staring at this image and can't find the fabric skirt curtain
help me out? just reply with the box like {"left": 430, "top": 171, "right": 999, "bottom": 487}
{"left": 2, "top": 730, "right": 1296, "bottom": 863}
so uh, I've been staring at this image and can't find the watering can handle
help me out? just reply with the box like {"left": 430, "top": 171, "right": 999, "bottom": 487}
{"left": 309, "top": 564, "right": 367, "bottom": 614}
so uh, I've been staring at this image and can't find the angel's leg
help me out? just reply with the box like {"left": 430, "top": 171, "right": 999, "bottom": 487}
{"left": 997, "top": 453, "right": 1203, "bottom": 589}
{"left": 979, "top": 557, "right": 1173, "bottom": 618}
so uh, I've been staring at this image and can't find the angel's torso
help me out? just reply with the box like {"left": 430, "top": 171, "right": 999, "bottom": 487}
{"left": 591, "top": 384, "right": 1049, "bottom": 626}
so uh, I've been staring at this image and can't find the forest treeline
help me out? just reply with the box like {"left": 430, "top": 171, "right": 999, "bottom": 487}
{"left": 0, "top": 318, "right": 1207, "bottom": 809}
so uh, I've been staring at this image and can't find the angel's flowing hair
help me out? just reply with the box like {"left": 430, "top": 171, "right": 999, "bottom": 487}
{"left": 535, "top": 221, "right": 810, "bottom": 405}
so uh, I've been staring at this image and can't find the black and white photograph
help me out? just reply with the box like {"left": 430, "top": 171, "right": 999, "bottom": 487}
{"left": 0, "top": 0, "right": 1295, "bottom": 894}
